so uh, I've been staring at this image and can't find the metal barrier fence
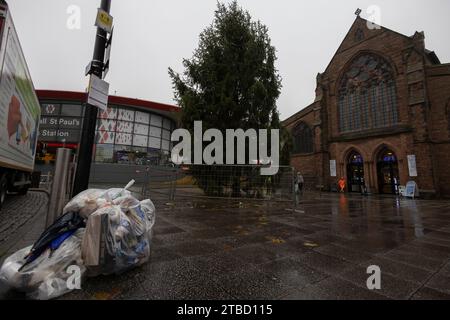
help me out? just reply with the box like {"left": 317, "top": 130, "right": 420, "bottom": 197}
{"left": 141, "top": 164, "right": 296, "bottom": 203}
{"left": 39, "top": 171, "right": 53, "bottom": 192}
{"left": 140, "top": 165, "right": 178, "bottom": 201}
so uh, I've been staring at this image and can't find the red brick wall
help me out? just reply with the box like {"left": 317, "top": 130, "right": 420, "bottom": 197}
{"left": 283, "top": 17, "right": 450, "bottom": 196}
{"left": 426, "top": 64, "right": 450, "bottom": 196}
{"left": 426, "top": 65, "right": 450, "bottom": 141}
{"left": 433, "top": 144, "right": 450, "bottom": 196}
{"left": 285, "top": 101, "right": 327, "bottom": 188}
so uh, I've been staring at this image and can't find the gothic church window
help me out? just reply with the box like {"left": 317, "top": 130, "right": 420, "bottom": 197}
{"left": 338, "top": 54, "right": 398, "bottom": 133}
{"left": 293, "top": 122, "right": 313, "bottom": 154}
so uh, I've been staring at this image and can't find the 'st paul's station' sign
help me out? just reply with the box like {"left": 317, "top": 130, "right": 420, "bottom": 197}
{"left": 40, "top": 117, "right": 82, "bottom": 129}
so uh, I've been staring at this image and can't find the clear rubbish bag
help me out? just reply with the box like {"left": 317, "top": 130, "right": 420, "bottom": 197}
{"left": 0, "top": 229, "right": 86, "bottom": 300}
{"left": 0, "top": 180, "right": 156, "bottom": 299}
{"left": 63, "top": 189, "right": 105, "bottom": 219}
{"left": 83, "top": 201, "right": 154, "bottom": 276}
{"left": 80, "top": 183, "right": 156, "bottom": 276}
{"left": 64, "top": 180, "right": 136, "bottom": 219}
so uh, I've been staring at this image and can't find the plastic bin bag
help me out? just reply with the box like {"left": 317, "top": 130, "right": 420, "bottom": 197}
{"left": 0, "top": 180, "right": 155, "bottom": 299}
{"left": 63, "top": 188, "right": 133, "bottom": 219}
{"left": 20, "top": 211, "right": 85, "bottom": 270}
{"left": 140, "top": 199, "right": 156, "bottom": 238}
{"left": 0, "top": 229, "right": 86, "bottom": 300}
{"left": 63, "top": 189, "right": 105, "bottom": 219}
{"left": 82, "top": 197, "right": 155, "bottom": 276}
{"left": 103, "top": 188, "right": 132, "bottom": 202}
{"left": 64, "top": 180, "right": 136, "bottom": 216}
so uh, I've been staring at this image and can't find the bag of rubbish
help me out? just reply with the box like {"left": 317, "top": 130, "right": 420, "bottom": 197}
{"left": 0, "top": 229, "right": 86, "bottom": 300}
{"left": 64, "top": 180, "right": 136, "bottom": 219}
{"left": 63, "top": 189, "right": 105, "bottom": 219}
{"left": 20, "top": 211, "right": 85, "bottom": 270}
{"left": 81, "top": 198, "right": 155, "bottom": 276}
{"left": 140, "top": 199, "right": 156, "bottom": 238}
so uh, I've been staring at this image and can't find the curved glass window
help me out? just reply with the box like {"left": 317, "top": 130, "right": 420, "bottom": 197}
{"left": 95, "top": 105, "right": 175, "bottom": 164}
{"left": 38, "top": 101, "right": 175, "bottom": 166}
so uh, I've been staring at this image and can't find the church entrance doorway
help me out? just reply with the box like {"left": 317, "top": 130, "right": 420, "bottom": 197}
{"left": 347, "top": 151, "right": 365, "bottom": 193}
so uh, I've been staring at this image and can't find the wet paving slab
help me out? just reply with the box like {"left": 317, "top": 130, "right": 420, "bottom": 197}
{"left": 61, "top": 193, "right": 450, "bottom": 300}
{"left": 3, "top": 192, "right": 450, "bottom": 300}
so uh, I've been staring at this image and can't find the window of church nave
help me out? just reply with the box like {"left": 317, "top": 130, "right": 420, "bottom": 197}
{"left": 338, "top": 54, "right": 399, "bottom": 133}
{"left": 293, "top": 122, "right": 313, "bottom": 154}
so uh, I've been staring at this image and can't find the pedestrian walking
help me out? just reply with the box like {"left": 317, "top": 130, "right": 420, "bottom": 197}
{"left": 297, "top": 172, "right": 304, "bottom": 195}
{"left": 360, "top": 177, "right": 368, "bottom": 196}
{"left": 338, "top": 177, "right": 346, "bottom": 193}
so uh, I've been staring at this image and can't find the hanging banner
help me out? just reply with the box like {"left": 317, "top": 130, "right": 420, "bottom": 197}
{"left": 330, "top": 160, "right": 337, "bottom": 177}
{"left": 407, "top": 155, "right": 418, "bottom": 177}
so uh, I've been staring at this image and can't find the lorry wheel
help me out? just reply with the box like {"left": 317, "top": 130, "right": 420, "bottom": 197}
{"left": 18, "top": 186, "right": 29, "bottom": 196}
{"left": 0, "top": 176, "right": 7, "bottom": 210}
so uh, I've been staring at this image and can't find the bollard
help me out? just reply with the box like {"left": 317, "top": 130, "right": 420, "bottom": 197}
{"left": 46, "top": 148, "right": 72, "bottom": 227}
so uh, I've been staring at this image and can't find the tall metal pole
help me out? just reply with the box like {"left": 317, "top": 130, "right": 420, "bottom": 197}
{"left": 47, "top": 148, "right": 72, "bottom": 226}
{"left": 72, "top": 0, "right": 111, "bottom": 197}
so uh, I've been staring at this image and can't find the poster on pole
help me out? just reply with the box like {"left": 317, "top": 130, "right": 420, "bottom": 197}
{"left": 87, "top": 74, "right": 109, "bottom": 111}
{"left": 407, "top": 155, "right": 418, "bottom": 177}
{"left": 95, "top": 8, "right": 113, "bottom": 33}
{"left": 330, "top": 160, "right": 337, "bottom": 177}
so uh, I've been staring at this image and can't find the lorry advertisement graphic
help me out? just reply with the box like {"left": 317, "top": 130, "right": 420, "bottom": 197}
{"left": 0, "top": 7, "right": 40, "bottom": 172}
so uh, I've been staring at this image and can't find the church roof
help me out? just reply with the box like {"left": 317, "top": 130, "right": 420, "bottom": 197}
{"left": 282, "top": 102, "right": 316, "bottom": 127}
{"left": 323, "top": 15, "right": 440, "bottom": 74}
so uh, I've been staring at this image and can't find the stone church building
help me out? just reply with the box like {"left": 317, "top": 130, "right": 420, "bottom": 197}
{"left": 283, "top": 16, "right": 450, "bottom": 197}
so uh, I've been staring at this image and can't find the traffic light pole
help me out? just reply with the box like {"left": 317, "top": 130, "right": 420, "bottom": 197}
{"left": 72, "top": 0, "right": 111, "bottom": 197}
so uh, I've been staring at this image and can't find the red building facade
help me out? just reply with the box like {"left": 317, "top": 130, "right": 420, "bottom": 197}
{"left": 35, "top": 90, "right": 180, "bottom": 167}
{"left": 283, "top": 17, "right": 450, "bottom": 197}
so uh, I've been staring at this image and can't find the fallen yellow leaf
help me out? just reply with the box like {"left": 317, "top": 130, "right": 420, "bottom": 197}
{"left": 304, "top": 242, "right": 319, "bottom": 248}
{"left": 93, "top": 288, "right": 121, "bottom": 300}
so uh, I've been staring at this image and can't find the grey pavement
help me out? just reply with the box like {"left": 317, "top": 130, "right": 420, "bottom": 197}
{"left": 0, "top": 191, "right": 48, "bottom": 299}
{"left": 2, "top": 191, "right": 450, "bottom": 300}
{"left": 0, "top": 191, "right": 48, "bottom": 261}
{"left": 65, "top": 193, "right": 450, "bottom": 300}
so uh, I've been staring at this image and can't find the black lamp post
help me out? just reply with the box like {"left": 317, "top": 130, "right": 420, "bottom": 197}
{"left": 72, "top": 0, "right": 112, "bottom": 197}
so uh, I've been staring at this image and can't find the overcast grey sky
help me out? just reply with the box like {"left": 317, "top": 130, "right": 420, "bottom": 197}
{"left": 7, "top": 0, "right": 450, "bottom": 120}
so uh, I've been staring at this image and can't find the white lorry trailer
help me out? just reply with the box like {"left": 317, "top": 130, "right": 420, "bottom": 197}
{"left": 0, "top": 1, "right": 41, "bottom": 209}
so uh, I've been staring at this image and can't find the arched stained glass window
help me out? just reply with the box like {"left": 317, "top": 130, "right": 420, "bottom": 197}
{"left": 348, "top": 151, "right": 363, "bottom": 164}
{"left": 293, "top": 122, "right": 313, "bottom": 154}
{"left": 379, "top": 150, "right": 397, "bottom": 163}
{"left": 338, "top": 54, "right": 398, "bottom": 133}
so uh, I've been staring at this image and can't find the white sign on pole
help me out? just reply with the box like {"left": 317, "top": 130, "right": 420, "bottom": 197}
{"left": 95, "top": 8, "right": 113, "bottom": 33}
{"left": 103, "top": 28, "right": 113, "bottom": 78}
{"left": 87, "top": 74, "right": 109, "bottom": 111}
{"left": 407, "top": 155, "right": 418, "bottom": 177}
{"left": 330, "top": 160, "right": 337, "bottom": 177}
